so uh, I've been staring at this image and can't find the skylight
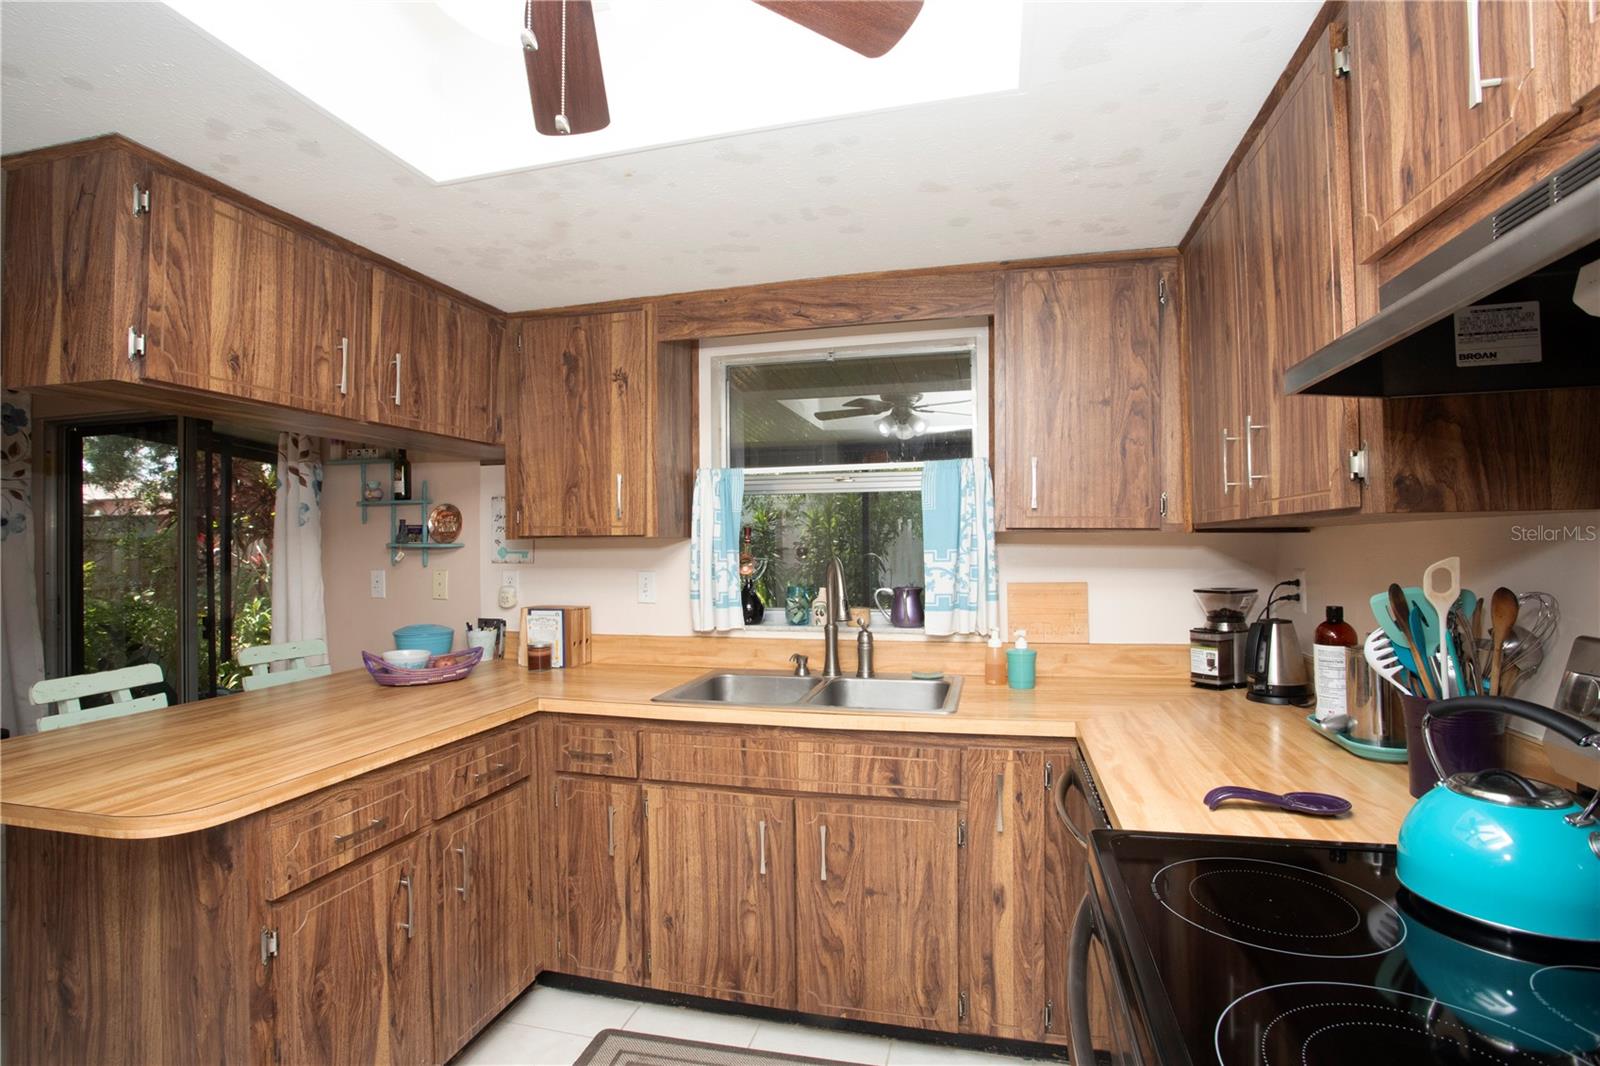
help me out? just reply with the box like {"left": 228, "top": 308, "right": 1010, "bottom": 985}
{"left": 162, "top": 0, "right": 1023, "bottom": 184}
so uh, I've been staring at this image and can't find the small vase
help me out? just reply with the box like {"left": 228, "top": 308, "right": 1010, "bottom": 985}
{"left": 741, "top": 579, "right": 765, "bottom": 625}
{"left": 785, "top": 585, "right": 814, "bottom": 626}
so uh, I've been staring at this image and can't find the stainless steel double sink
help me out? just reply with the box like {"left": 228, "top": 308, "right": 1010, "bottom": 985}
{"left": 652, "top": 669, "right": 962, "bottom": 715}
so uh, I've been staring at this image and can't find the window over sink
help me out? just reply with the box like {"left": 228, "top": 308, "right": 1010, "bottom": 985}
{"left": 702, "top": 322, "right": 988, "bottom": 623}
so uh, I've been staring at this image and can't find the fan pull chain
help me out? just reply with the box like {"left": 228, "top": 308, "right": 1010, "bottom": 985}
{"left": 554, "top": 0, "right": 572, "bottom": 134}
{"left": 520, "top": 0, "right": 537, "bottom": 51}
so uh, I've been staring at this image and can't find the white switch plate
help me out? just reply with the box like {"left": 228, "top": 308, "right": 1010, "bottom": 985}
{"left": 637, "top": 570, "right": 657, "bottom": 604}
{"left": 432, "top": 569, "right": 449, "bottom": 600}
{"left": 370, "top": 570, "right": 386, "bottom": 598}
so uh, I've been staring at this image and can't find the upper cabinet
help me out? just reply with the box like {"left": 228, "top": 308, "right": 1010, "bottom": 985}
{"left": 504, "top": 309, "right": 692, "bottom": 538}
{"left": 1570, "top": 0, "right": 1600, "bottom": 105}
{"left": 1183, "top": 187, "right": 1248, "bottom": 526}
{"left": 1346, "top": 0, "right": 1573, "bottom": 260}
{"left": 367, "top": 270, "right": 500, "bottom": 445}
{"left": 996, "top": 260, "right": 1182, "bottom": 531}
{"left": 293, "top": 233, "right": 372, "bottom": 424}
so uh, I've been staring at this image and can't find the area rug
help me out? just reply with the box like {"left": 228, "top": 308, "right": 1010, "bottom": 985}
{"left": 572, "top": 1029, "right": 868, "bottom": 1066}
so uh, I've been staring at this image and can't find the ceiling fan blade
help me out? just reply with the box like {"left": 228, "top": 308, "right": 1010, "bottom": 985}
{"left": 525, "top": 0, "right": 610, "bottom": 136}
{"left": 751, "top": 1, "right": 924, "bottom": 58}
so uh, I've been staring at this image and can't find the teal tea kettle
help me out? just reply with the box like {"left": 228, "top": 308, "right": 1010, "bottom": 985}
{"left": 1397, "top": 696, "right": 1600, "bottom": 942}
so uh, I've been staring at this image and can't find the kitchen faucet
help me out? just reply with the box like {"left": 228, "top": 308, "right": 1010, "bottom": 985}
{"left": 820, "top": 556, "right": 850, "bottom": 678}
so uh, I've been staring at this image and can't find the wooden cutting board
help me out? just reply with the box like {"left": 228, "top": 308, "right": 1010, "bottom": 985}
{"left": 1005, "top": 582, "right": 1089, "bottom": 643}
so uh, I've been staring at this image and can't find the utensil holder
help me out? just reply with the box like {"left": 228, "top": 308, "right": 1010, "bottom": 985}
{"left": 1401, "top": 694, "right": 1505, "bottom": 798}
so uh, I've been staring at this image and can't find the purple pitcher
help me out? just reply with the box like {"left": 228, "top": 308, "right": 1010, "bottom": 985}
{"left": 875, "top": 585, "right": 925, "bottom": 629}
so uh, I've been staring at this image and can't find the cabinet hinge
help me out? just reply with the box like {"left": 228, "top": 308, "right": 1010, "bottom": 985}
{"left": 1347, "top": 445, "right": 1369, "bottom": 483}
{"left": 1159, "top": 491, "right": 1169, "bottom": 520}
{"left": 132, "top": 182, "right": 150, "bottom": 217}
{"left": 957, "top": 819, "right": 967, "bottom": 848}
{"left": 1157, "top": 274, "right": 1169, "bottom": 308}
{"left": 260, "top": 928, "right": 279, "bottom": 967}
{"left": 1333, "top": 46, "right": 1351, "bottom": 78}
{"left": 1044, "top": 760, "right": 1054, "bottom": 792}
{"left": 1045, "top": 999, "right": 1054, "bottom": 1032}
{"left": 958, "top": 991, "right": 968, "bottom": 1021}
{"left": 127, "top": 327, "right": 146, "bottom": 361}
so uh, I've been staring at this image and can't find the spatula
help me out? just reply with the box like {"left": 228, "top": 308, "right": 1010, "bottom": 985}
{"left": 1423, "top": 557, "right": 1461, "bottom": 696}
{"left": 1391, "top": 583, "right": 1438, "bottom": 700}
{"left": 1489, "top": 586, "right": 1519, "bottom": 696}
{"left": 1203, "top": 786, "right": 1352, "bottom": 817}
{"left": 1364, "top": 628, "right": 1415, "bottom": 696}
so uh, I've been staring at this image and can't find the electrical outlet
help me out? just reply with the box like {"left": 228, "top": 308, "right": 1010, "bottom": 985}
{"left": 1293, "top": 569, "right": 1308, "bottom": 614}
{"left": 370, "top": 570, "right": 386, "bottom": 599}
{"left": 637, "top": 570, "right": 657, "bottom": 604}
{"left": 432, "top": 569, "right": 449, "bottom": 601}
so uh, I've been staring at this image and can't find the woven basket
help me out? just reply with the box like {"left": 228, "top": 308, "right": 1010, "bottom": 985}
{"left": 362, "top": 647, "right": 483, "bottom": 687}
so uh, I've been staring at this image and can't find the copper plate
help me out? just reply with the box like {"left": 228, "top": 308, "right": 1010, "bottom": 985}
{"left": 426, "top": 503, "right": 463, "bottom": 544}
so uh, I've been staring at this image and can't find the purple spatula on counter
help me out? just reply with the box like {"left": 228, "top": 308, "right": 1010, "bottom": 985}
{"left": 1203, "top": 785, "right": 1352, "bottom": 817}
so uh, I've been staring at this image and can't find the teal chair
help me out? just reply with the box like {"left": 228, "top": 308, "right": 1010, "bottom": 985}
{"left": 239, "top": 639, "right": 331, "bottom": 691}
{"left": 30, "top": 664, "right": 169, "bottom": 732}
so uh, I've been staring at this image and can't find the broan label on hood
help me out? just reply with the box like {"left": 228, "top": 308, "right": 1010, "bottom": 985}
{"left": 1453, "top": 300, "right": 1542, "bottom": 367}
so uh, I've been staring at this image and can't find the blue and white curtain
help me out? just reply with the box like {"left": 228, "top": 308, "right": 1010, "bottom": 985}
{"left": 270, "top": 433, "right": 327, "bottom": 665}
{"left": 689, "top": 467, "right": 745, "bottom": 632}
{"left": 2, "top": 390, "right": 47, "bottom": 734}
{"left": 921, "top": 458, "right": 999, "bottom": 637}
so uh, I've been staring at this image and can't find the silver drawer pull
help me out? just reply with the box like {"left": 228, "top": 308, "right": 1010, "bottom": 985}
{"left": 758, "top": 819, "right": 768, "bottom": 876}
{"left": 399, "top": 873, "right": 415, "bottom": 939}
{"left": 819, "top": 824, "right": 828, "bottom": 882}
{"left": 392, "top": 352, "right": 403, "bottom": 406}
{"left": 455, "top": 844, "right": 470, "bottom": 900}
{"left": 1221, "top": 427, "right": 1241, "bottom": 492}
{"left": 337, "top": 336, "right": 349, "bottom": 396}
{"left": 1245, "top": 416, "right": 1265, "bottom": 484}
{"left": 607, "top": 805, "right": 617, "bottom": 857}
{"left": 995, "top": 771, "right": 1006, "bottom": 835}
{"left": 1465, "top": 0, "right": 1505, "bottom": 108}
{"left": 615, "top": 473, "right": 623, "bottom": 520}
{"left": 1029, "top": 457, "right": 1039, "bottom": 510}
{"left": 333, "top": 816, "right": 387, "bottom": 846}
{"left": 471, "top": 761, "right": 511, "bottom": 784}
{"left": 566, "top": 750, "right": 615, "bottom": 762}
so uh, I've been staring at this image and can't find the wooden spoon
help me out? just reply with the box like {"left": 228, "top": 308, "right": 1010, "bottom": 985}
{"left": 1390, "top": 583, "right": 1436, "bottom": 700}
{"left": 1489, "top": 586, "right": 1519, "bottom": 697}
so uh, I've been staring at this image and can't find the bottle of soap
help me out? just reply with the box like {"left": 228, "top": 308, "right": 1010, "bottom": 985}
{"left": 985, "top": 630, "right": 1006, "bottom": 686}
{"left": 1007, "top": 629, "right": 1037, "bottom": 690}
{"left": 1313, "top": 605, "right": 1358, "bottom": 722}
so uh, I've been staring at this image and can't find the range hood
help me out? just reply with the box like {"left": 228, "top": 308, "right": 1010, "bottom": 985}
{"left": 1286, "top": 144, "right": 1600, "bottom": 397}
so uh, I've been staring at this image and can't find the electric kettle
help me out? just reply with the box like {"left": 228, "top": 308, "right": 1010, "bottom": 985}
{"left": 1396, "top": 696, "right": 1600, "bottom": 942}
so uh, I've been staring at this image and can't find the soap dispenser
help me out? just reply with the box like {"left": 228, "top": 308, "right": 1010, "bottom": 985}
{"left": 985, "top": 630, "right": 1007, "bottom": 686}
{"left": 1007, "top": 629, "right": 1037, "bottom": 690}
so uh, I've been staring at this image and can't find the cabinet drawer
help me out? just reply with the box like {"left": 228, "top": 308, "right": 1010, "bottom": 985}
{"left": 267, "top": 768, "right": 426, "bottom": 899}
{"left": 641, "top": 731, "right": 960, "bottom": 802}
{"left": 431, "top": 727, "right": 532, "bottom": 819}
{"left": 554, "top": 722, "right": 638, "bottom": 778}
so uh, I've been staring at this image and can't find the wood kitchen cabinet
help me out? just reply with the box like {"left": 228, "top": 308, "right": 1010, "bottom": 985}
{"left": 997, "top": 260, "right": 1182, "bottom": 530}
{"left": 432, "top": 785, "right": 538, "bottom": 1062}
{"left": 293, "top": 234, "right": 372, "bottom": 422}
{"left": 1346, "top": 0, "right": 1573, "bottom": 260}
{"left": 554, "top": 776, "right": 645, "bottom": 983}
{"left": 643, "top": 785, "right": 796, "bottom": 1007}
{"left": 268, "top": 840, "right": 433, "bottom": 1066}
{"left": 1183, "top": 186, "right": 1248, "bottom": 526}
{"left": 795, "top": 798, "right": 960, "bottom": 1031}
{"left": 505, "top": 309, "right": 692, "bottom": 537}
{"left": 1569, "top": 1, "right": 1600, "bottom": 105}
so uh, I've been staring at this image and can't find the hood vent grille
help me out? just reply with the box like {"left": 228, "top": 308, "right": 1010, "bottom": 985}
{"left": 1492, "top": 144, "right": 1600, "bottom": 240}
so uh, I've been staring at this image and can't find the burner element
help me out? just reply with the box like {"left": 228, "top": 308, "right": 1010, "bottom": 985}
{"left": 1152, "top": 856, "right": 1405, "bottom": 958}
{"left": 1216, "top": 982, "right": 1576, "bottom": 1065}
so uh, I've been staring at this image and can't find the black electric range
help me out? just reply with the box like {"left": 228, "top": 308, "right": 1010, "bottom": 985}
{"left": 1086, "top": 830, "right": 1600, "bottom": 1066}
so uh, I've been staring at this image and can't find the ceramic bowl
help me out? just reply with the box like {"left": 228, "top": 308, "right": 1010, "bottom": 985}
{"left": 380, "top": 649, "right": 431, "bottom": 670}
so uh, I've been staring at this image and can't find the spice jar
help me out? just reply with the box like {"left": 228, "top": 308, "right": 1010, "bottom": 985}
{"left": 526, "top": 641, "right": 553, "bottom": 671}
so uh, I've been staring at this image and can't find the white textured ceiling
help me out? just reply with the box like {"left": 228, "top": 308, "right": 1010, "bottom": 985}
{"left": 1, "top": 1, "right": 1319, "bottom": 312}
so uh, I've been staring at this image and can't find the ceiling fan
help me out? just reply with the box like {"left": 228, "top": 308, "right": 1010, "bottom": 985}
{"left": 814, "top": 393, "right": 970, "bottom": 439}
{"left": 520, "top": 0, "right": 925, "bottom": 136}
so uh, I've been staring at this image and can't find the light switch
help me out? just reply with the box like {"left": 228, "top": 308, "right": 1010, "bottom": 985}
{"left": 638, "top": 570, "right": 657, "bottom": 604}
{"left": 370, "top": 570, "right": 386, "bottom": 599}
{"left": 432, "top": 569, "right": 449, "bottom": 600}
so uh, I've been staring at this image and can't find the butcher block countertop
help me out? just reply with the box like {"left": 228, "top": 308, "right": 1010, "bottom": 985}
{"left": 0, "top": 659, "right": 1420, "bottom": 842}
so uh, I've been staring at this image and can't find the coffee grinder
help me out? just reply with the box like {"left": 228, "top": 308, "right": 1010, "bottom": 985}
{"left": 1189, "top": 587, "right": 1257, "bottom": 689}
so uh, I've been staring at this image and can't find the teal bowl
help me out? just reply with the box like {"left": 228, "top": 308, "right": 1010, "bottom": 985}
{"left": 393, "top": 623, "right": 453, "bottom": 656}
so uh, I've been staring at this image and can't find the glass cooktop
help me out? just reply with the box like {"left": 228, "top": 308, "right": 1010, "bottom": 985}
{"left": 1095, "top": 832, "right": 1600, "bottom": 1065}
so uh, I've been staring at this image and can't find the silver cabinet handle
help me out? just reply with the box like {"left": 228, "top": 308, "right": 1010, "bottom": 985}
{"left": 1245, "top": 416, "right": 1266, "bottom": 484}
{"left": 1221, "top": 428, "right": 1241, "bottom": 493}
{"left": 995, "top": 771, "right": 1006, "bottom": 835}
{"left": 337, "top": 337, "right": 349, "bottom": 396}
{"left": 514, "top": 505, "right": 522, "bottom": 529}
{"left": 399, "top": 873, "right": 415, "bottom": 939}
{"left": 1465, "top": 0, "right": 1504, "bottom": 108}
{"left": 606, "top": 805, "right": 616, "bottom": 857}
{"left": 758, "top": 819, "right": 768, "bottom": 876}
{"left": 455, "top": 844, "right": 470, "bottom": 900}
{"left": 615, "top": 473, "right": 623, "bottom": 520}
{"left": 392, "top": 352, "right": 403, "bottom": 406}
{"left": 819, "top": 824, "right": 828, "bottom": 882}
{"left": 471, "top": 761, "right": 510, "bottom": 784}
{"left": 334, "top": 816, "right": 387, "bottom": 846}
{"left": 1029, "top": 457, "right": 1039, "bottom": 510}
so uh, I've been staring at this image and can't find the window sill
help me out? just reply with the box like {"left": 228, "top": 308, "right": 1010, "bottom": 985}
{"left": 724, "top": 620, "right": 980, "bottom": 643}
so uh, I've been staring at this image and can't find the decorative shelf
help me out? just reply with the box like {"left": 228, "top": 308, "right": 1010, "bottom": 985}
{"left": 337, "top": 464, "right": 459, "bottom": 567}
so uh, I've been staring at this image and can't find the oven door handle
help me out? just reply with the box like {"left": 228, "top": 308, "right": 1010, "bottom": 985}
{"left": 1068, "top": 894, "right": 1101, "bottom": 1065}
{"left": 1054, "top": 758, "right": 1091, "bottom": 849}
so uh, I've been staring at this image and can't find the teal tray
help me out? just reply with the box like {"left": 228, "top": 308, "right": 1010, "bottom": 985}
{"left": 1305, "top": 714, "right": 1409, "bottom": 763}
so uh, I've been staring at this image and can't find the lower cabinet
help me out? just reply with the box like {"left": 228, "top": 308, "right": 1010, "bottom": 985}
{"left": 432, "top": 785, "right": 538, "bottom": 1062}
{"left": 269, "top": 840, "right": 433, "bottom": 1066}
{"left": 555, "top": 775, "right": 645, "bottom": 983}
{"left": 644, "top": 785, "right": 796, "bottom": 1007}
{"left": 794, "top": 798, "right": 961, "bottom": 1031}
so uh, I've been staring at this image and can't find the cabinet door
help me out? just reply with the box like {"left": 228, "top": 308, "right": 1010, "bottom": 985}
{"left": 145, "top": 173, "right": 297, "bottom": 398}
{"left": 1184, "top": 185, "right": 1247, "bottom": 526}
{"left": 368, "top": 269, "right": 443, "bottom": 430}
{"left": 433, "top": 785, "right": 538, "bottom": 1061}
{"left": 795, "top": 799, "right": 959, "bottom": 1031}
{"left": 270, "top": 840, "right": 431, "bottom": 1066}
{"left": 292, "top": 237, "right": 370, "bottom": 420}
{"left": 1347, "top": 0, "right": 1570, "bottom": 260}
{"left": 998, "top": 263, "right": 1171, "bottom": 530}
{"left": 1571, "top": 1, "right": 1600, "bottom": 105}
{"left": 1235, "top": 26, "right": 1361, "bottom": 519}
{"left": 643, "top": 786, "right": 795, "bottom": 1008}
{"left": 555, "top": 776, "right": 643, "bottom": 983}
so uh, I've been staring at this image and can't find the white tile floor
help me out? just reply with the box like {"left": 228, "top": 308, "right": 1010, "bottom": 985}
{"left": 453, "top": 985, "right": 1049, "bottom": 1066}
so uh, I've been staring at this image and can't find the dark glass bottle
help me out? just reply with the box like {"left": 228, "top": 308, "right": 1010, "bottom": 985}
{"left": 742, "top": 578, "right": 765, "bottom": 625}
{"left": 392, "top": 449, "right": 412, "bottom": 501}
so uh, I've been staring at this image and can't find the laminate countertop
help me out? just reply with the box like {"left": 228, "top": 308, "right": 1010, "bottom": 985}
{"left": 0, "top": 660, "right": 1419, "bottom": 842}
